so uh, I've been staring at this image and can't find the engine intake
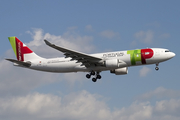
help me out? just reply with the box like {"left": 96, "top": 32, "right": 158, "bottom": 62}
{"left": 110, "top": 67, "right": 128, "bottom": 75}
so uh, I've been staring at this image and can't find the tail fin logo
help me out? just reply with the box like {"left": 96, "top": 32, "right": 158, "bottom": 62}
{"left": 17, "top": 40, "right": 22, "bottom": 61}
{"left": 17, "top": 42, "right": 22, "bottom": 61}
{"left": 9, "top": 37, "right": 33, "bottom": 61}
{"left": 16, "top": 37, "right": 33, "bottom": 61}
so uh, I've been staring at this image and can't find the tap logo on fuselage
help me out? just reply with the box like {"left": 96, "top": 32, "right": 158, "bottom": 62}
{"left": 127, "top": 48, "right": 154, "bottom": 65}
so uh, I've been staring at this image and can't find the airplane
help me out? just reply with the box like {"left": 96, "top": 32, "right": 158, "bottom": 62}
{"left": 6, "top": 36, "right": 176, "bottom": 82}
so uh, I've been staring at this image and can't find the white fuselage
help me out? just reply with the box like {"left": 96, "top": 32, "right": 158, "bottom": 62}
{"left": 8, "top": 36, "right": 176, "bottom": 82}
{"left": 23, "top": 48, "right": 175, "bottom": 73}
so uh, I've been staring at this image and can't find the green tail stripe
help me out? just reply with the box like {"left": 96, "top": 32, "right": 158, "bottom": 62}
{"left": 8, "top": 36, "right": 17, "bottom": 58}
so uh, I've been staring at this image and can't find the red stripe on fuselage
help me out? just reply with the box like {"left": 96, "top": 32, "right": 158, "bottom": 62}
{"left": 15, "top": 37, "right": 33, "bottom": 61}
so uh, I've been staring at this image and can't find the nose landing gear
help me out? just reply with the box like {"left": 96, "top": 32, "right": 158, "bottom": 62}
{"left": 86, "top": 71, "right": 101, "bottom": 82}
{"left": 155, "top": 63, "right": 159, "bottom": 71}
{"left": 155, "top": 67, "right": 159, "bottom": 71}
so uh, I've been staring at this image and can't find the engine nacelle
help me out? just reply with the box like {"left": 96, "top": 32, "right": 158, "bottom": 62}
{"left": 105, "top": 59, "right": 127, "bottom": 68}
{"left": 110, "top": 67, "right": 128, "bottom": 75}
{"left": 105, "top": 59, "right": 118, "bottom": 68}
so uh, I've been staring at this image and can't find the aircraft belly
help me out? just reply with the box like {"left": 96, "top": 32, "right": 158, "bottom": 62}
{"left": 145, "top": 58, "right": 156, "bottom": 64}
{"left": 29, "top": 60, "right": 77, "bottom": 72}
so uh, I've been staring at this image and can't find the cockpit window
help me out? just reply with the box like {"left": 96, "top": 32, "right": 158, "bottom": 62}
{"left": 165, "top": 50, "right": 170, "bottom": 52}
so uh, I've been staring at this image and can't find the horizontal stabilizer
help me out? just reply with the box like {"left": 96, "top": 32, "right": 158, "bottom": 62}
{"left": 6, "top": 59, "right": 31, "bottom": 67}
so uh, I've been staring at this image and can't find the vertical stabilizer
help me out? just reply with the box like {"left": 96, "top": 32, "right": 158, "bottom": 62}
{"left": 8, "top": 37, "right": 42, "bottom": 61}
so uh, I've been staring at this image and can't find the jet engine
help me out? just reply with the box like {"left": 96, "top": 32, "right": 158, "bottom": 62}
{"left": 110, "top": 67, "right": 128, "bottom": 75}
{"left": 105, "top": 59, "right": 127, "bottom": 68}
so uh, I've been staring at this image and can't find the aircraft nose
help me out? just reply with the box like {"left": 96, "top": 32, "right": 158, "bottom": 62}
{"left": 170, "top": 52, "right": 176, "bottom": 58}
{"left": 172, "top": 52, "right": 176, "bottom": 57}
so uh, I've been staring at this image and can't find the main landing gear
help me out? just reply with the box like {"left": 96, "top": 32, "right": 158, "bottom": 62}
{"left": 86, "top": 71, "right": 101, "bottom": 82}
{"left": 155, "top": 63, "right": 159, "bottom": 71}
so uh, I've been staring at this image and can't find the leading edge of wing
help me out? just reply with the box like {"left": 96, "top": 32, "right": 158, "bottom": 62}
{"left": 44, "top": 40, "right": 102, "bottom": 61}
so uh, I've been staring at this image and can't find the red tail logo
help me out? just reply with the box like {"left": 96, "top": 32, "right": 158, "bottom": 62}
{"left": 15, "top": 37, "right": 33, "bottom": 61}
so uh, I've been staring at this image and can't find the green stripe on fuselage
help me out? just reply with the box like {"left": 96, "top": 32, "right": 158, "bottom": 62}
{"left": 127, "top": 49, "right": 141, "bottom": 65}
{"left": 8, "top": 36, "right": 17, "bottom": 58}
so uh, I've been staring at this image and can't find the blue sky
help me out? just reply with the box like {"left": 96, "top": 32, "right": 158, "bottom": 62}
{"left": 0, "top": 1, "right": 180, "bottom": 120}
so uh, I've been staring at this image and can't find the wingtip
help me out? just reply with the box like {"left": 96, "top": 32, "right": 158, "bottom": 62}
{"left": 44, "top": 39, "right": 48, "bottom": 44}
{"left": 44, "top": 39, "right": 55, "bottom": 46}
{"left": 44, "top": 39, "right": 51, "bottom": 45}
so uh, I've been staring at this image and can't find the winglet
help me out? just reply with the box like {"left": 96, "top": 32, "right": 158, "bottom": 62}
{"left": 44, "top": 39, "right": 50, "bottom": 45}
{"left": 44, "top": 39, "right": 55, "bottom": 46}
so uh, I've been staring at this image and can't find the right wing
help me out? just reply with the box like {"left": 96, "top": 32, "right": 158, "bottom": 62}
{"left": 44, "top": 40, "right": 103, "bottom": 67}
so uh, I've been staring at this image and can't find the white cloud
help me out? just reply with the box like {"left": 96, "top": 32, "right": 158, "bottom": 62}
{"left": 26, "top": 28, "right": 45, "bottom": 47}
{"left": 61, "top": 72, "right": 87, "bottom": 87}
{"left": 26, "top": 28, "right": 95, "bottom": 58}
{"left": 0, "top": 59, "right": 60, "bottom": 96}
{"left": 1, "top": 90, "right": 180, "bottom": 120}
{"left": 159, "top": 33, "right": 170, "bottom": 39}
{"left": 139, "top": 66, "right": 151, "bottom": 77}
{"left": 116, "top": 101, "right": 153, "bottom": 120}
{"left": 100, "top": 30, "right": 120, "bottom": 39}
{"left": 134, "top": 30, "right": 154, "bottom": 44}
{"left": 137, "top": 87, "right": 180, "bottom": 101}
{"left": 154, "top": 99, "right": 180, "bottom": 116}
{"left": 85, "top": 25, "right": 93, "bottom": 31}
{"left": 132, "top": 30, "right": 170, "bottom": 46}
{"left": 0, "top": 91, "right": 111, "bottom": 120}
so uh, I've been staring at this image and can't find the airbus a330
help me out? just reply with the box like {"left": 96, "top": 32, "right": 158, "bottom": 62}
{"left": 6, "top": 37, "right": 175, "bottom": 82}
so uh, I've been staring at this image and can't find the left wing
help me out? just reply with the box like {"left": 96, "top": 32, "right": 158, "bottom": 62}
{"left": 44, "top": 40, "right": 102, "bottom": 67}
